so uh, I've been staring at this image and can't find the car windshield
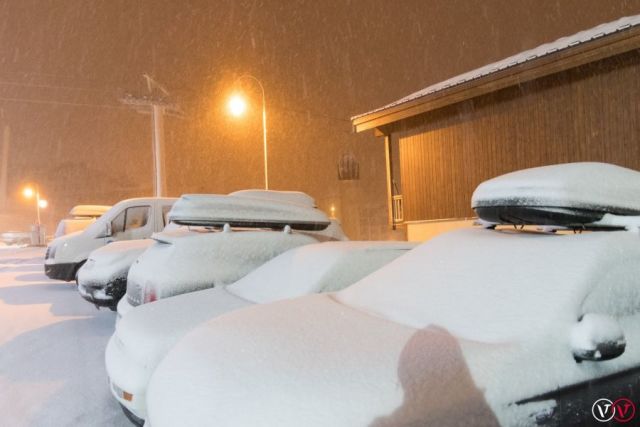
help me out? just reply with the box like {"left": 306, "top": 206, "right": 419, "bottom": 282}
{"left": 227, "top": 242, "right": 414, "bottom": 304}
{"left": 336, "top": 228, "right": 640, "bottom": 343}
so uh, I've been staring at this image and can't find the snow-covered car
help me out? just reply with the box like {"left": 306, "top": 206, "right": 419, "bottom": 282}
{"left": 45, "top": 197, "right": 176, "bottom": 282}
{"left": 144, "top": 163, "right": 640, "bottom": 427}
{"left": 0, "top": 231, "right": 31, "bottom": 246}
{"left": 116, "top": 191, "right": 346, "bottom": 319}
{"left": 77, "top": 239, "right": 154, "bottom": 310}
{"left": 145, "top": 227, "right": 640, "bottom": 427}
{"left": 106, "top": 240, "right": 415, "bottom": 423}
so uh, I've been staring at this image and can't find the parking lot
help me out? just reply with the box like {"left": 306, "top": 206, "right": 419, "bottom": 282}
{"left": 0, "top": 246, "right": 128, "bottom": 426}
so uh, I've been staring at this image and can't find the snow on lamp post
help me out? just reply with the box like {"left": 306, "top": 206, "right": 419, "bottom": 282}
{"left": 228, "top": 75, "right": 269, "bottom": 190}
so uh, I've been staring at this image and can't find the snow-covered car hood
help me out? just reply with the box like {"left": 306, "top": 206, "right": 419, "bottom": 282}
{"left": 78, "top": 239, "right": 153, "bottom": 285}
{"left": 113, "top": 287, "right": 251, "bottom": 371}
{"left": 146, "top": 295, "right": 507, "bottom": 427}
{"left": 146, "top": 228, "right": 640, "bottom": 426}
{"left": 47, "top": 230, "right": 83, "bottom": 250}
{"left": 126, "top": 229, "right": 321, "bottom": 304}
{"left": 45, "top": 230, "right": 85, "bottom": 262}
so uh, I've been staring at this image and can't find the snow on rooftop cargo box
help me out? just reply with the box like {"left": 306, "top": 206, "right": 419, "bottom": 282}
{"left": 472, "top": 162, "right": 640, "bottom": 228}
{"left": 168, "top": 191, "right": 330, "bottom": 230}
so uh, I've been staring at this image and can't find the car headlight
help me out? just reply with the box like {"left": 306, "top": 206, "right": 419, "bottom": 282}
{"left": 45, "top": 246, "right": 56, "bottom": 260}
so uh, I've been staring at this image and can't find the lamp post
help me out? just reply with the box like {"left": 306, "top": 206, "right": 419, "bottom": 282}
{"left": 228, "top": 75, "right": 269, "bottom": 190}
{"left": 22, "top": 185, "right": 47, "bottom": 245}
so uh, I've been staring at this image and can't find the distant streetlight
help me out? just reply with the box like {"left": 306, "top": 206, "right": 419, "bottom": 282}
{"left": 22, "top": 184, "right": 46, "bottom": 226}
{"left": 227, "top": 75, "right": 269, "bottom": 190}
{"left": 22, "top": 187, "right": 34, "bottom": 199}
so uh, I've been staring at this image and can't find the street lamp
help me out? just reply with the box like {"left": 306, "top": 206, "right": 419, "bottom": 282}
{"left": 22, "top": 185, "right": 47, "bottom": 226}
{"left": 227, "top": 75, "right": 269, "bottom": 190}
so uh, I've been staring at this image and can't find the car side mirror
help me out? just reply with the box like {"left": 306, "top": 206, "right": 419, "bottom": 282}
{"left": 570, "top": 313, "right": 625, "bottom": 362}
{"left": 98, "top": 222, "right": 112, "bottom": 238}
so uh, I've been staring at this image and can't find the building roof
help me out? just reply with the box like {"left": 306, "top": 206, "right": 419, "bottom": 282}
{"left": 352, "top": 14, "right": 640, "bottom": 133}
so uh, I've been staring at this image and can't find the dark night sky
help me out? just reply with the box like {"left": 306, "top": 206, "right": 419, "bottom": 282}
{"left": 1, "top": 0, "right": 640, "bottom": 237}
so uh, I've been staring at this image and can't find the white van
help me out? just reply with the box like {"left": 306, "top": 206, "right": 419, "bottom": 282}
{"left": 44, "top": 197, "right": 176, "bottom": 282}
{"left": 54, "top": 205, "right": 112, "bottom": 238}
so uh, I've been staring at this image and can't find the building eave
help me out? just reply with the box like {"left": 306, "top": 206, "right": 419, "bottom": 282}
{"left": 352, "top": 24, "right": 640, "bottom": 134}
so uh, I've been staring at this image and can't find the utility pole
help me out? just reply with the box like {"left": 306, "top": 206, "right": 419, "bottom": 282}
{"left": 0, "top": 125, "right": 9, "bottom": 209}
{"left": 122, "top": 75, "right": 180, "bottom": 197}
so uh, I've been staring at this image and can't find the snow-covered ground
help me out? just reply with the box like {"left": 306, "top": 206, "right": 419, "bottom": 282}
{"left": 0, "top": 246, "right": 129, "bottom": 426}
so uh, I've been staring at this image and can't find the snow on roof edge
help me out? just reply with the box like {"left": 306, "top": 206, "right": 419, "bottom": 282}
{"left": 352, "top": 14, "right": 640, "bottom": 122}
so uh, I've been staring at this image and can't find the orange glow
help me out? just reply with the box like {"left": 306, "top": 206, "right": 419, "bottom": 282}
{"left": 228, "top": 94, "right": 247, "bottom": 117}
{"left": 22, "top": 187, "right": 34, "bottom": 199}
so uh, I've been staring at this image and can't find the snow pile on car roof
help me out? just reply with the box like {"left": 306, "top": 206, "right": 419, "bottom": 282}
{"left": 472, "top": 162, "right": 640, "bottom": 217}
{"left": 228, "top": 241, "right": 415, "bottom": 304}
{"left": 168, "top": 192, "right": 330, "bottom": 230}
{"left": 337, "top": 228, "right": 640, "bottom": 343}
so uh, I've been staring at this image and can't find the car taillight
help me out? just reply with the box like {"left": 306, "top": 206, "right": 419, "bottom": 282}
{"left": 143, "top": 287, "right": 157, "bottom": 304}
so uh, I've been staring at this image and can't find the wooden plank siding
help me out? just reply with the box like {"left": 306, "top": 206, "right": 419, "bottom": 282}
{"left": 391, "top": 49, "right": 640, "bottom": 222}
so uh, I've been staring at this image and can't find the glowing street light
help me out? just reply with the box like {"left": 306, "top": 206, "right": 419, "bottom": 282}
{"left": 228, "top": 94, "right": 247, "bottom": 117}
{"left": 227, "top": 75, "right": 269, "bottom": 190}
{"left": 22, "top": 184, "right": 46, "bottom": 226}
{"left": 22, "top": 187, "right": 34, "bottom": 199}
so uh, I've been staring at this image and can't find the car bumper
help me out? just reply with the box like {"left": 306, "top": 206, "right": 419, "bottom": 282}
{"left": 77, "top": 278, "right": 126, "bottom": 308}
{"left": 44, "top": 262, "right": 80, "bottom": 282}
{"left": 106, "top": 334, "right": 153, "bottom": 421}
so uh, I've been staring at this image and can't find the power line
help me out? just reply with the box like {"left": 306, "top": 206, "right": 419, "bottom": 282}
{"left": 0, "top": 80, "right": 115, "bottom": 93}
{"left": 0, "top": 96, "right": 128, "bottom": 110}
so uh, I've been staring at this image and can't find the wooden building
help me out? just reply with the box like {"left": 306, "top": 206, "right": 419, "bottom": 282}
{"left": 351, "top": 15, "right": 640, "bottom": 240}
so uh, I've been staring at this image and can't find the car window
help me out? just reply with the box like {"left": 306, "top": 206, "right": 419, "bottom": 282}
{"left": 110, "top": 211, "right": 125, "bottom": 235}
{"left": 124, "top": 206, "right": 150, "bottom": 231}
